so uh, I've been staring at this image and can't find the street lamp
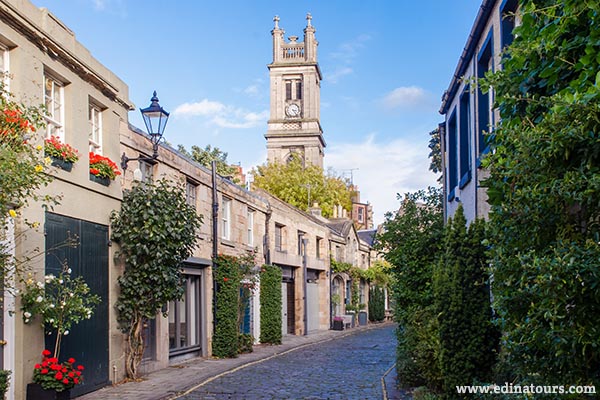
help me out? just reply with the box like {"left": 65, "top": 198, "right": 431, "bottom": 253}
{"left": 121, "top": 91, "right": 170, "bottom": 171}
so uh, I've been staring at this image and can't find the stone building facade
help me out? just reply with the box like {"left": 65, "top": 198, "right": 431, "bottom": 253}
{"left": 0, "top": 1, "right": 132, "bottom": 398}
{"left": 439, "top": 0, "right": 518, "bottom": 222}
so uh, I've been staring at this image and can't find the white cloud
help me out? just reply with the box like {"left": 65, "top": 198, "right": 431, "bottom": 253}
{"left": 174, "top": 100, "right": 226, "bottom": 117}
{"left": 381, "top": 86, "right": 431, "bottom": 110}
{"left": 326, "top": 67, "right": 353, "bottom": 84}
{"left": 326, "top": 34, "right": 371, "bottom": 84}
{"left": 173, "top": 99, "right": 267, "bottom": 129}
{"left": 325, "top": 134, "right": 438, "bottom": 225}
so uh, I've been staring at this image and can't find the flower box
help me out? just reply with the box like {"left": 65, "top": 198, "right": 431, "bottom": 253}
{"left": 50, "top": 156, "right": 73, "bottom": 172}
{"left": 26, "top": 383, "right": 70, "bottom": 400}
{"left": 89, "top": 173, "right": 110, "bottom": 186}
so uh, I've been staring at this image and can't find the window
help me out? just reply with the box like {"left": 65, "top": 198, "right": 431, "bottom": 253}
{"left": 447, "top": 110, "right": 458, "bottom": 200}
{"left": 335, "top": 245, "right": 343, "bottom": 262}
{"left": 459, "top": 89, "right": 471, "bottom": 188}
{"left": 477, "top": 30, "right": 494, "bottom": 155}
{"left": 247, "top": 208, "right": 254, "bottom": 246}
{"left": 139, "top": 160, "right": 154, "bottom": 184}
{"left": 89, "top": 103, "right": 102, "bottom": 153}
{"left": 186, "top": 181, "right": 197, "bottom": 208}
{"left": 297, "top": 231, "right": 305, "bottom": 255}
{"left": 285, "top": 79, "right": 302, "bottom": 100}
{"left": 168, "top": 273, "right": 201, "bottom": 353}
{"left": 501, "top": 0, "right": 518, "bottom": 49}
{"left": 316, "top": 237, "right": 323, "bottom": 259}
{"left": 275, "top": 224, "right": 284, "bottom": 252}
{"left": 285, "top": 81, "right": 292, "bottom": 100}
{"left": 222, "top": 197, "right": 231, "bottom": 240}
{"left": 0, "top": 43, "right": 9, "bottom": 89}
{"left": 357, "top": 207, "right": 364, "bottom": 223}
{"left": 44, "top": 74, "right": 64, "bottom": 139}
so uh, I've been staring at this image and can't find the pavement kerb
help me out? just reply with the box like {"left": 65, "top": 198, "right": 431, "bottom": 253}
{"left": 168, "top": 322, "right": 391, "bottom": 399}
{"left": 380, "top": 362, "right": 396, "bottom": 400}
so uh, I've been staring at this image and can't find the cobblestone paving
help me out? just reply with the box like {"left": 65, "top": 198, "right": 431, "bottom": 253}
{"left": 182, "top": 325, "right": 397, "bottom": 400}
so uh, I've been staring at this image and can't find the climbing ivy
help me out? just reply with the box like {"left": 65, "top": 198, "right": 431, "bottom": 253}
{"left": 212, "top": 254, "right": 243, "bottom": 358}
{"left": 110, "top": 179, "right": 202, "bottom": 378}
{"left": 259, "top": 264, "right": 282, "bottom": 345}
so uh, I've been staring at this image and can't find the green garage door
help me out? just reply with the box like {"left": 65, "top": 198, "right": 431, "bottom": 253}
{"left": 45, "top": 212, "right": 109, "bottom": 397}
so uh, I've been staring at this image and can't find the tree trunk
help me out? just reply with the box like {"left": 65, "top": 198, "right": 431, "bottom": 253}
{"left": 125, "top": 314, "right": 144, "bottom": 379}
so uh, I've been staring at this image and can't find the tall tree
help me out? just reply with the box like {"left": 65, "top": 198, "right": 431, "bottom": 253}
{"left": 483, "top": 0, "right": 600, "bottom": 386}
{"left": 434, "top": 206, "right": 497, "bottom": 396}
{"left": 250, "top": 154, "right": 353, "bottom": 217}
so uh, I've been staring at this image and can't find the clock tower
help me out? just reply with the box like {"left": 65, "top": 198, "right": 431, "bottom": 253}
{"left": 265, "top": 14, "right": 325, "bottom": 168}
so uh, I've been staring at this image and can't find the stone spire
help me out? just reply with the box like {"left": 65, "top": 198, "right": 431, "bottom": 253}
{"left": 272, "top": 15, "right": 285, "bottom": 63}
{"left": 303, "top": 12, "right": 317, "bottom": 62}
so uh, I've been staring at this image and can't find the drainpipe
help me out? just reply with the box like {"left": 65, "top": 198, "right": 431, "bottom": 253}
{"left": 302, "top": 237, "right": 308, "bottom": 336}
{"left": 264, "top": 205, "right": 272, "bottom": 265}
{"left": 212, "top": 161, "right": 219, "bottom": 333}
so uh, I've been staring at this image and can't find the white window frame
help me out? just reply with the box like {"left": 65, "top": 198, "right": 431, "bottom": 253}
{"left": 186, "top": 181, "right": 197, "bottom": 209}
{"left": 0, "top": 43, "right": 9, "bottom": 91}
{"left": 222, "top": 197, "right": 231, "bottom": 240}
{"left": 247, "top": 208, "right": 254, "bottom": 246}
{"left": 89, "top": 103, "right": 102, "bottom": 154}
{"left": 43, "top": 73, "right": 65, "bottom": 140}
{"left": 357, "top": 207, "right": 364, "bottom": 223}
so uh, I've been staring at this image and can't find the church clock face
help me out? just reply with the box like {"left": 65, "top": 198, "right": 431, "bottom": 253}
{"left": 286, "top": 103, "right": 301, "bottom": 118}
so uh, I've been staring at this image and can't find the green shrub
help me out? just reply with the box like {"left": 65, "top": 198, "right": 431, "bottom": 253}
{"left": 238, "top": 333, "right": 254, "bottom": 354}
{"left": 213, "top": 254, "right": 242, "bottom": 358}
{"left": 368, "top": 286, "right": 385, "bottom": 322}
{"left": 0, "top": 370, "right": 10, "bottom": 398}
{"left": 259, "top": 264, "right": 282, "bottom": 344}
{"left": 434, "top": 206, "right": 498, "bottom": 397}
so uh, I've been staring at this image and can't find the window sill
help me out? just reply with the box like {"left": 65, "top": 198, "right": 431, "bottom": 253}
{"left": 459, "top": 170, "right": 472, "bottom": 189}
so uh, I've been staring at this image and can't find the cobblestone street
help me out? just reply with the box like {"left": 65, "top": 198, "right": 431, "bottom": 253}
{"left": 178, "top": 324, "right": 396, "bottom": 400}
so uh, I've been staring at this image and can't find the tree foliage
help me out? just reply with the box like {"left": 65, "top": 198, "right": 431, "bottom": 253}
{"left": 376, "top": 187, "right": 444, "bottom": 387}
{"left": 482, "top": 0, "right": 600, "bottom": 386}
{"left": 110, "top": 179, "right": 202, "bottom": 378}
{"left": 178, "top": 144, "right": 239, "bottom": 181}
{"left": 0, "top": 83, "right": 57, "bottom": 282}
{"left": 251, "top": 154, "right": 353, "bottom": 217}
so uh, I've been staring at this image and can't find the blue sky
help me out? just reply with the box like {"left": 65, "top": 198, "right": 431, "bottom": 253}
{"left": 32, "top": 0, "right": 482, "bottom": 225}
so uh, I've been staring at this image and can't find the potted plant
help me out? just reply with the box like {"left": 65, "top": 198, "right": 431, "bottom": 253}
{"left": 332, "top": 316, "right": 344, "bottom": 331}
{"left": 27, "top": 350, "right": 84, "bottom": 400}
{"left": 44, "top": 136, "right": 79, "bottom": 172}
{"left": 21, "top": 265, "right": 100, "bottom": 400}
{"left": 88, "top": 152, "right": 121, "bottom": 186}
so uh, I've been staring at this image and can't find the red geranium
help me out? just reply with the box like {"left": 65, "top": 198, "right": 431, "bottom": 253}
{"left": 32, "top": 350, "right": 85, "bottom": 392}
{"left": 89, "top": 152, "right": 121, "bottom": 180}
{"left": 44, "top": 136, "right": 79, "bottom": 163}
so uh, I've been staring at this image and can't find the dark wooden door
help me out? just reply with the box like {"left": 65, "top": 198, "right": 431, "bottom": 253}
{"left": 286, "top": 282, "right": 295, "bottom": 334}
{"left": 45, "top": 212, "right": 109, "bottom": 396}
